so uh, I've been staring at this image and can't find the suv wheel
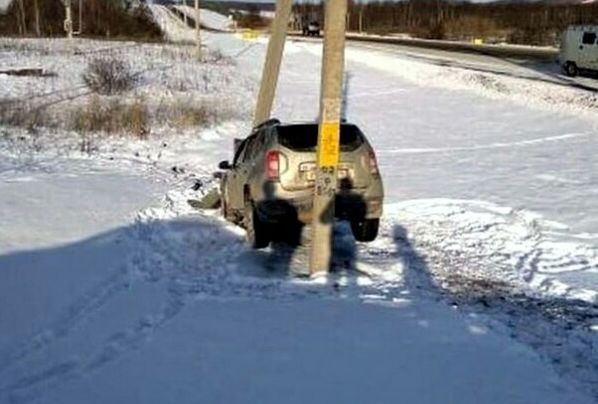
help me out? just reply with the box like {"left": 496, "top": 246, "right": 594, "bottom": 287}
{"left": 244, "top": 199, "right": 270, "bottom": 249}
{"left": 564, "top": 62, "right": 578, "bottom": 77}
{"left": 351, "top": 218, "right": 380, "bottom": 242}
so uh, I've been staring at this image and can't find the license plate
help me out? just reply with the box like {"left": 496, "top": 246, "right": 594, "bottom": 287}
{"left": 305, "top": 169, "right": 348, "bottom": 181}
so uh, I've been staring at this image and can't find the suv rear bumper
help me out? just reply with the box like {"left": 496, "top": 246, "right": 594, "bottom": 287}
{"left": 256, "top": 194, "right": 383, "bottom": 224}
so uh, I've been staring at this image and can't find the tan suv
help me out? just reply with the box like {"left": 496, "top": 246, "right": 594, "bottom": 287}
{"left": 218, "top": 119, "right": 384, "bottom": 248}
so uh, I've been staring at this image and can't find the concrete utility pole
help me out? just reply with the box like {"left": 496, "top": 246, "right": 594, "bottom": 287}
{"left": 309, "top": 0, "right": 348, "bottom": 275}
{"left": 253, "top": 0, "right": 293, "bottom": 127}
{"left": 195, "top": 0, "right": 201, "bottom": 60}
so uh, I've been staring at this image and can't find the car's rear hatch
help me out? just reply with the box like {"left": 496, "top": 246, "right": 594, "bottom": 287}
{"left": 275, "top": 124, "right": 372, "bottom": 191}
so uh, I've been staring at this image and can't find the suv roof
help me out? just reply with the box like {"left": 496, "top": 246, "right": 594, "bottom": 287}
{"left": 252, "top": 118, "right": 281, "bottom": 133}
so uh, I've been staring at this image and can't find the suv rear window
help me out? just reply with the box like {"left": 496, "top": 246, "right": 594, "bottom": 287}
{"left": 582, "top": 32, "right": 596, "bottom": 45}
{"left": 276, "top": 124, "right": 365, "bottom": 152}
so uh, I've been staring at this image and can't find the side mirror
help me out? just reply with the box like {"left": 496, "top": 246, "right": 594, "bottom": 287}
{"left": 218, "top": 160, "right": 232, "bottom": 170}
{"left": 233, "top": 138, "right": 243, "bottom": 153}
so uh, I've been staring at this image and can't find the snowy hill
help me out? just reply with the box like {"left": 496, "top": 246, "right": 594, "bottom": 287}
{"left": 174, "top": 5, "right": 233, "bottom": 32}
{"left": 0, "top": 0, "right": 11, "bottom": 14}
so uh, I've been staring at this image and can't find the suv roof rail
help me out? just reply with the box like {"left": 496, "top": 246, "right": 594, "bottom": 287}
{"left": 252, "top": 118, "right": 281, "bottom": 132}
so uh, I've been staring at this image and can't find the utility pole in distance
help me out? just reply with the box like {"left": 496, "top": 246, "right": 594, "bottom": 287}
{"left": 253, "top": 0, "right": 293, "bottom": 127}
{"left": 34, "top": 0, "right": 41, "bottom": 37}
{"left": 78, "top": 0, "right": 83, "bottom": 35}
{"left": 64, "top": 0, "right": 73, "bottom": 39}
{"left": 195, "top": 0, "right": 201, "bottom": 60}
{"left": 183, "top": 0, "right": 188, "bottom": 27}
{"left": 309, "top": 0, "right": 348, "bottom": 275}
{"left": 359, "top": 4, "right": 364, "bottom": 34}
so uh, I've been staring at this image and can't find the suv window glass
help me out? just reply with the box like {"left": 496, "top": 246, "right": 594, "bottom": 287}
{"left": 276, "top": 124, "right": 365, "bottom": 152}
{"left": 242, "top": 132, "right": 265, "bottom": 163}
{"left": 233, "top": 137, "right": 251, "bottom": 166}
{"left": 252, "top": 131, "right": 268, "bottom": 159}
{"left": 241, "top": 139, "right": 254, "bottom": 163}
{"left": 582, "top": 32, "right": 596, "bottom": 45}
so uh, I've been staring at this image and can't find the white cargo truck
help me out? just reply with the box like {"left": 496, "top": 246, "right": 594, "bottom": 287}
{"left": 559, "top": 25, "right": 598, "bottom": 77}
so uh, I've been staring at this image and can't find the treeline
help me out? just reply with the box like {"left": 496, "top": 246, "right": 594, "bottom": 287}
{"left": 0, "top": 0, "right": 162, "bottom": 39}
{"left": 294, "top": 1, "right": 598, "bottom": 46}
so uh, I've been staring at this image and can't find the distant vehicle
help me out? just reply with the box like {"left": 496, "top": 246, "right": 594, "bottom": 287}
{"left": 302, "top": 21, "right": 320, "bottom": 37}
{"left": 217, "top": 119, "right": 384, "bottom": 249}
{"left": 559, "top": 25, "right": 598, "bottom": 77}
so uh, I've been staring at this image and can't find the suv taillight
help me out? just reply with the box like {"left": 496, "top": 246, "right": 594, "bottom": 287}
{"left": 369, "top": 151, "right": 379, "bottom": 176}
{"left": 266, "top": 150, "right": 280, "bottom": 180}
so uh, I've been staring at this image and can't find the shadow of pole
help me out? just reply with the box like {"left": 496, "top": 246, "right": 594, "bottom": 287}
{"left": 257, "top": 178, "right": 370, "bottom": 278}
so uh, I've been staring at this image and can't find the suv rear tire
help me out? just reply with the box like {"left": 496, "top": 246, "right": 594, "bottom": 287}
{"left": 351, "top": 218, "right": 380, "bottom": 242}
{"left": 244, "top": 199, "right": 270, "bottom": 249}
{"left": 564, "top": 62, "right": 578, "bottom": 77}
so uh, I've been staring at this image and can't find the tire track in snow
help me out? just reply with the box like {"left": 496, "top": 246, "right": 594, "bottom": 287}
{"left": 3, "top": 189, "right": 597, "bottom": 401}
{"left": 0, "top": 192, "right": 312, "bottom": 403}
{"left": 0, "top": 187, "right": 392, "bottom": 401}
{"left": 0, "top": 268, "right": 131, "bottom": 376}
{"left": 1, "top": 290, "right": 188, "bottom": 404}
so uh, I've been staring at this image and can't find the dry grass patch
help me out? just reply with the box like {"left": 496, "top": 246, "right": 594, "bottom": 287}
{"left": 154, "top": 97, "right": 240, "bottom": 130}
{"left": 0, "top": 100, "right": 54, "bottom": 130}
{"left": 72, "top": 96, "right": 149, "bottom": 138}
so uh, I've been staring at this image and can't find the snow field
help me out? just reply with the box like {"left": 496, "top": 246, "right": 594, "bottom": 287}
{"left": 0, "top": 37, "right": 255, "bottom": 138}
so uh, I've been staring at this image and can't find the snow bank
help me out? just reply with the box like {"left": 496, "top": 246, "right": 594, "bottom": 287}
{"left": 300, "top": 43, "right": 598, "bottom": 121}
{"left": 0, "top": 0, "right": 10, "bottom": 14}
{"left": 380, "top": 200, "right": 598, "bottom": 303}
{"left": 148, "top": 4, "right": 196, "bottom": 43}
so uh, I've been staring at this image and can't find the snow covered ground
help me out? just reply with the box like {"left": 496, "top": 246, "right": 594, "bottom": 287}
{"left": 343, "top": 40, "right": 598, "bottom": 92}
{"left": 149, "top": 5, "right": 197, "bottom": 43}
{"left": 1, "top": 9, "right": 597, "bottom": 404}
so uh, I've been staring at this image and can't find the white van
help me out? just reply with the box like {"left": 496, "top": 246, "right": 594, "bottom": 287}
{"left": 559, "top": 25, "right": 598, "bottom": 77}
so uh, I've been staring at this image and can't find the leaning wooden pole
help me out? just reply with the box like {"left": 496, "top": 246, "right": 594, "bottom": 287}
{"left": 253, "top": 0, "right": 293, "bottom": 127}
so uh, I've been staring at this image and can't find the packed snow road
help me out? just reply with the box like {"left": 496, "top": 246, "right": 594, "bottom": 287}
{"left": 294, "top": 35, "right": 598, "bottom": 92}
{"left": 1, "top": 13, "right": 597, "bottom": 404}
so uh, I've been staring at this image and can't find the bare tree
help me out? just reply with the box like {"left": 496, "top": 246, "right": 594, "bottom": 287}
{"left": 16, "top": 0, "right": 27, "bottom": 36}
{"left": 34, "top": 0, "right": 41, "bottom": 36}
